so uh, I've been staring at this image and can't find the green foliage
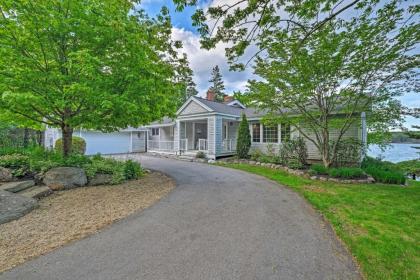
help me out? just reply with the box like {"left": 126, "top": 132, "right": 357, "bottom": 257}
{"left": 362, "top": 157, "right": 406, "bottom": 185}
{"left": 0, "top": 0, "right": 187, "bottom": 156}
{"left": 0, "top": 153, "right": 30, "bottom": 177}
{"left": 208, "top": 65, "right": 225, "bottom": 102}
{"left": 331, "top": 139, "right": 364, "bottom": 167}
{"left": 327, "top": 167, "right": 365, "bottom": 179}
{"left": 279, "top": 137, "right": 308, "bottom": 169}
{"left": 0, "top": 147, "right": 142, "bottom": 184}
{"left": 236, "top": 114, "right": 251, "bottom": 158}
{"left": 55, "top": 137, "right": 86, "bottom": 155}
{"left": 124, "top": 160, "right": 143, "bottom": 180}
{"left": 395, "top": 160, "right": 420, "bottom": 175}
{"left": 250, "top": 149, "right": 263, "bottom": 161}
{"left": 309, "top": 164, "right": 329, "bottom": 175}
{"left": 195, "top": 151, "right": 206, "bottom": 159}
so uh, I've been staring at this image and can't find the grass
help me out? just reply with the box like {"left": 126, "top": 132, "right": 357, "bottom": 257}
{"left": 219, "top": 163, "right": 420, "bottom": 280}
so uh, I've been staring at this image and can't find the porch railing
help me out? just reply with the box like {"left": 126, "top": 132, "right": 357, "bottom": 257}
{"left": 222, "top": 139, "right": 235, "bottom": 152}
{"left": 198, "top": 139, "right": 207, "bottom": 151}
{"left": 148, "top": 140, "right": 174, "bottom": 151}
{"left": 179, "top": 138, "right": 188, "bottom": 151}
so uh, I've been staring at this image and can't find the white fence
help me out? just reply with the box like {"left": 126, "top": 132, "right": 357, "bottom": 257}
{"left": 222, "top": 139, "right": 234, "bottom": 152}
{"left": 198, "top": 139, "right": 207, "bottom": 151}
{"left": 148, "top": 140, "right": 174, "bottom": 151}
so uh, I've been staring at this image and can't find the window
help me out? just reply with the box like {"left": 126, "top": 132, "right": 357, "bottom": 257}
{"left": 281, "top": 123, "right": 291, "bottom": 142}
{"left": 169, "top": 127, "right": 174, "bottom": 137}
{"left": 263, "top": 125, "right": 278, "bottom": 143}
{"left": 223, "top": 123, "right": 228, "bottom": 140}
{"left": 151, "top": 128, "right": 159, "bottom": 136}
{"left": 252, "top": 123, "right": 260, "bottom": 142}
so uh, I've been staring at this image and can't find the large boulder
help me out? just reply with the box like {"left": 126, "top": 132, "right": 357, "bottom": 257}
{"left": 0, "top": 167, "right": 13, "bottom": 182}
{"left": 0, "top": 190, "right": 38, "bottom": 224}
{"left": 43, "top": 167, "right": 87, "bottom": 190}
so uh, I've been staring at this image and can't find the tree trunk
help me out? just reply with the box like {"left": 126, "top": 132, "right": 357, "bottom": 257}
{"left": 61, "top": 125, "right": 73, "bottom": 157}
{"left": 37, "top": 130, "right": 44, "bottom": 147}
{"left": 321, "top": 128, "right": 332, "bottom": 168}
{"left": 23, "top": 128, "right": 29, "bottom": 148}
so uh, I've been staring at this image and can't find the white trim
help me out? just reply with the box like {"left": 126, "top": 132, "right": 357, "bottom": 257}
{"left": 176, "top": 96, "right": 214, "bottom": 115}
{"left": 227, "top": 100, "right": 246, "bottom": 109}
{"left": 143, "top": 123, "right": 175, "bottom": 128}
{"left": 192, "top": 122, "right": 195, "bottom": 150}
{"left": 177, "top": 111, "right": 239, "bottom": 119}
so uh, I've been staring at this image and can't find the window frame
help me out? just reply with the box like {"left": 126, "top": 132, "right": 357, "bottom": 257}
{"left": 151, "top": 128, "right": 159, "bottom": 136}
{"left": 252, "top": 123, "right": 261, "bottom": 143}
{"left": 281, "top": 123, "right": 291, "bottom": 142}
{"left": 262, "top": 125, "right": 278, "bottom": 143}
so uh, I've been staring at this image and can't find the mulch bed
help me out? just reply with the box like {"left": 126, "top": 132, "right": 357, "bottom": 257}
{"left": 0, "top": 171, "right": 175, "bottom": 273}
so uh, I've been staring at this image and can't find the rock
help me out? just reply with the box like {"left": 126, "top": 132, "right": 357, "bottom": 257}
{"left": 20, "top": 185, "right": 52, "bottom": 199}
{"left": 0, "top": 167, "right": 13, "bottom": 182}
{"left": 195, "top": 158, "right": 207, "bottom": 163}
{"left": 0, "top": 180, "right": 35, "bottom": 193}
{"left": 0, "top": 190, "right": 38, "bottom": 224}
{"left": 34, "top": 172, "right": 45, "bottom": 185}
{"left": 208, "top": 159, "right": 216, "bottom": 164}
{"left": 43, "top": 167, "right": 87, "bottom": 190}
{"left": 88, "top": 173, "right": 113, "bottom": 186}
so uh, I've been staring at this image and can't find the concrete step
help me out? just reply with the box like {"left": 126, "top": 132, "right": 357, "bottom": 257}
{"left": 0, "top": 180, "right": 35, "bottom": 193}
{"left": 20, "top": 185, "right": 52, "bottom": 199}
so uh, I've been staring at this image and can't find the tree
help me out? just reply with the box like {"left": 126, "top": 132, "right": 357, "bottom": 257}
{"left": 236, "top": 114, "right": 251, "bottom": 159}
{"left": 208, "top": 65, "right": 225, "bottom": 102}
{"left": 0, "top": 0, "right": 185, "bottom": 156}
{"left": 175, "top": 0, "right": 419, "bottom": 167}
{"left": 174, "top": 53, "right": 198, "bottom": 103}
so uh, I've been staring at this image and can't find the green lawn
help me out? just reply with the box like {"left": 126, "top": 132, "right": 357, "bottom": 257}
{"left": 219, "top": 163, "right": 420, "bottom": 280}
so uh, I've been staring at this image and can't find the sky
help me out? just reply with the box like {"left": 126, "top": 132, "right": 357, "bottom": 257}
{"left": 139, "top": 0, "right": 419, "bottom": 129}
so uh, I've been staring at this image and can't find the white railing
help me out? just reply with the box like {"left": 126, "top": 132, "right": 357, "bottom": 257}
{"left": 148, "top": 140, "right": 174, "bottom": 151}
{"left": 222, "top": 139, "right": 234, "bottom": 152}
{"left": 179, "top": 138, "right": 188, "bottom": 151}
{"left": 198, "top": 139, "right": 208, "bottom": 151}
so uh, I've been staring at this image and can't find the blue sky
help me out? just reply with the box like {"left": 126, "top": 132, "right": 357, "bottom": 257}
{"left": 140, "top": 0, "right": 418, "bottom": 129}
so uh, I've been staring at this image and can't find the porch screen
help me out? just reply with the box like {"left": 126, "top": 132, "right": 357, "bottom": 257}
{"left": 263, "top": 125, "right": 278, "bottom": 143}
{"left": 252, "top": 123, "right": 260, "bottom": 142}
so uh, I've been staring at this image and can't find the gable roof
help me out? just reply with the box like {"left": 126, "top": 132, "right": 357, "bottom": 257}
{"left": 193, "top": 97, "right": 244, "bottom": 116}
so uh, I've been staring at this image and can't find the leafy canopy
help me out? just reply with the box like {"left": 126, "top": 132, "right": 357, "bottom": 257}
{"left": 0, "top": 0, "right": 188, "bottom": 132}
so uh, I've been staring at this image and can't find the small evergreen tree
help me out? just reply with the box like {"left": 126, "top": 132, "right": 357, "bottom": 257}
{"left": 236, "top": 114, "right": 251, "bottom": 158}
{"left": 208, "top": 65, "right": 225, "bottom": 102}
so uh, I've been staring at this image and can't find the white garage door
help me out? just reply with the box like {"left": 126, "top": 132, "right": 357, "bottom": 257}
{"left": 82, "top": 131, "right": 131, "bottom": 155}
{"left": 132, "top": 131, "right": 147, "bottom": 152}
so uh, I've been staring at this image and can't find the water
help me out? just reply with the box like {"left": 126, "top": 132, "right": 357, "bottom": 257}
{"left": 368, "top": 143, "right": 420, "bottom": 163}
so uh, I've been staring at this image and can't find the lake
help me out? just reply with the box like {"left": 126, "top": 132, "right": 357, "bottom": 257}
{"left": 368, "top": 143, "right": 420, "bottom": 163}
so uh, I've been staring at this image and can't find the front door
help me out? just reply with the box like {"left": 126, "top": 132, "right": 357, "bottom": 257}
{"left": 194, "top": 123, "right": 207, "bottom": 149}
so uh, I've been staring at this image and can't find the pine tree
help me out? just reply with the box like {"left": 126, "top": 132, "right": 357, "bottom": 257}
{"left": 186, "top": 78, "right": 198, "bottom": 100}
{"left": 208, "top": 65, "right": 225, "bottom": 102}
{"left": 236, "top": 114, "right": 251, "bottom": 158}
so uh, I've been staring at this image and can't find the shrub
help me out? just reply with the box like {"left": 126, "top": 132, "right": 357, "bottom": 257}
{"left": 310, "top": 164, "right": 329, "bottom": 175}
{"left": 250, "top": 149, "right": 263, "bottom": 161}
{"left": 0, "top": 153, "right": 30, "bottom": 177}
{"left": 236, "top": 114, "right": 251, "bottom": 159}
{"left": 55, "top": 136, "right": 86, "bottom": 155}
{"left": 195, "top": 151, "right": 206, "bottom": 159}
{"left": 362, "top": 157, "right": 406, "bottom": 184}
{"left": 328, "top": 167, "right": 365, "bottom": 179}
{"left": 279, "top": 137, "right": 308, "bottom": 169}
{"left": 124, "top": 160, "right": 142, "bottom": 180}
{"left": 83, "top": 157, "right": 125, "bottom": 184}
{"left": 331, "top": 139, "right": 364, "bottom": 167}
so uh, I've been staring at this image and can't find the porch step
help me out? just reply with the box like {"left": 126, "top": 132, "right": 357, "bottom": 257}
{"left": 0, "top": 180, "right": 35, "bottom": 193}
{"left": 178, "top": 155, "right": 195, "bottom": 162}
{"left": 20, "top": 185, "right": 52, "bottom": 199}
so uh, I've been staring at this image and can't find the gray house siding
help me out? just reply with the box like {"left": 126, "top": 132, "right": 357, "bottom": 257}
{"left": 179, "top": 100, "right": 209, "bottom": 116}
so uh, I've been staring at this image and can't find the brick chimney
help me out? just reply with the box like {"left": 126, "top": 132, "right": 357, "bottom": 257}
{"left": 223, "top": 95, "right": 234, "bottom": 103}
{"left": 206, "top": 89, "right": 215, "bottom": 101}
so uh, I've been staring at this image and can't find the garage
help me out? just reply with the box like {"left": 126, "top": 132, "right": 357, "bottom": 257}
{"left": 79, "top": 130, "right": 147, "bottom": 155}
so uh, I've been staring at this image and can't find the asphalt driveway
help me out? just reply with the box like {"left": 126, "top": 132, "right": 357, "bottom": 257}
{"left": 1, "top": 155, "right": 361, "bottom": 280}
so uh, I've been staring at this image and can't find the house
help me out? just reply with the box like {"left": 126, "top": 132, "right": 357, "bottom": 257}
{"left": 45, "top": 90, "right": 367, "bottom": 160}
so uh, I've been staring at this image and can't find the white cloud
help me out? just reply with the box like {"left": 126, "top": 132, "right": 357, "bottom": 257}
{"left": 171, "top": 27, "right": 255, "bottom": 96}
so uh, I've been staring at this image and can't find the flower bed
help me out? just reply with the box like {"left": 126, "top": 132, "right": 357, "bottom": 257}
{"left": 217, "top": 158, "right": 375, "bottom": 184}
